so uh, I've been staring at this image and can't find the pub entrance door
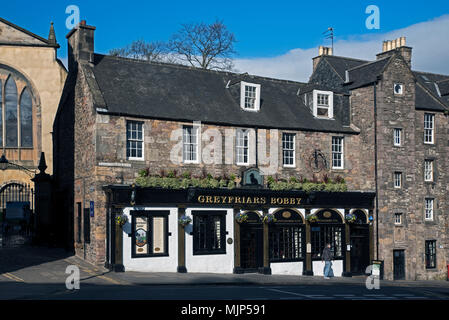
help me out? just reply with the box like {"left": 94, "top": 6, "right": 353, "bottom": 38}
{"left": 350, "top": 225, "right": 370, "bottom": 274}
{"left": 240, "top": 212, "right": 263, "bottom": 272}
{"left": 393, "top": 250, "right": 405, "bottom": 280}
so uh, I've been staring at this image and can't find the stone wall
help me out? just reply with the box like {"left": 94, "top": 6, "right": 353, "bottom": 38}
{"left": 0, "top": 19, "right": 67, "bottom": 178}
{"left": 350, "top": 53, "right": 449, "bottom": 280}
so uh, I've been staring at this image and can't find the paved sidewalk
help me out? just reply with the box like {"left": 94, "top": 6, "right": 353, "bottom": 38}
{"left": 68, "top": 253, "right": 449, "bottom": 289}
{"left": 111, "top": 268, "right": 449, "bottom": 288}
{"left": 2, "top": 245, "right": 449, "bottom": 289}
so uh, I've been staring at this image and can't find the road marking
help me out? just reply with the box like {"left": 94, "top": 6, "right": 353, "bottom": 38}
{"left": 64, "top": 258, "right": 127, "bottom": 285}
{"left": 97, "top": 275, "right": 122, "bottom": 285}
{"left": 2, "top": 272, "right": 24, "bottom": 282}
{"left": 267, "top": 288, "right": 311, "bottom": 298}
{"left": 333, "top": 294, "right": 355, "bottom": 297}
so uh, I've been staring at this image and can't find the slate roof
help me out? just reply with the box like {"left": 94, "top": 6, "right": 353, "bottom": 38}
{"left": 438, "top": 79, "right": 449, "bottom": 96}
{"left": 415, "top": 84, "right": 447, "bottom": 111}
{"left": 320, "top": 55, "right": 368, "bottom": 81}
{"left": 413, "top": 71, "right": 449, "bottom": 107}
{"left": 316, "top": 53, "right": 448, "bottom": 112}
{"left": 88, "top": 54, "right": 356, "bottom": 133}
{"left": 344, "top": 57, "right": 392, "bottom": 90}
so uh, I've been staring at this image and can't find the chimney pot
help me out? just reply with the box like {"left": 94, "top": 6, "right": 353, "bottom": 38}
{"left": 319, "top": 46, "right": 324, "bottom": 56}
{"left": 80, "top": 20, "right": 86, "bottom": 26}
{"left": 401, "top": 37, "right": 406, "bottom": 47}
{"left": 376, "top": 36, "right": 411, "bottom": 66}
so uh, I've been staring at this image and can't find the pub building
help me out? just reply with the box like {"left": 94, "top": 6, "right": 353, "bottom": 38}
{"left": 53, "top": 21, "right": 449, "bottom": 280}
{"left": 104, "top": 182, "right": 375, "bottom": 276}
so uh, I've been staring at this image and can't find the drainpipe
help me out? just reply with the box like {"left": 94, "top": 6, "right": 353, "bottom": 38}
{"left": 255, "top": 127, "right": 259, "bottom": 168}
{"left": 373, "top": 81, "right": 379, "bottom": 260}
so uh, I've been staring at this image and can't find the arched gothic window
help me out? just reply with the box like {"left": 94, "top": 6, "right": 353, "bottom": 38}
{"left": 20, "top": 88, "right": 33, "bottom": 148}
{"left": 0, "top": 72, "right": 34, "bottom": 149}
{"left": 5, "top": 76, "right": 18, "bottom": 147}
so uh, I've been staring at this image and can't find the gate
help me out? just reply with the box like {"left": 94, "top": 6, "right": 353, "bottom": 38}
{"left": 0, "top": 183, "right": 35, "bottom": 211}
{"left": 0, "top": 183, "right": 35, "bottom": 247}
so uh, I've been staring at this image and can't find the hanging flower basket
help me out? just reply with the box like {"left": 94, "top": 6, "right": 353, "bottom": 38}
{"left": 115, "top": 214, "right": 128, "bottom": 227}
{"left": 235, "top": 212, "right": 248, "bottom": 224}
{"left": 263, "top": 213, "right": 277, "bottom": 224}
{"left": 306, "top": 215, "right": 318, "bottom": 223}
{"left": 178, "top": 215, "right": 192, "bottom": 227}
{"left": 345, "top": 213, "right": 356, "bottom": 224}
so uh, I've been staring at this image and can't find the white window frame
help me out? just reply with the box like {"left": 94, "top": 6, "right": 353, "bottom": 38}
{"left": 236, "top": 129, "right": 249, "bottom": 165}
{"left": 394, "top": 213, "right": 402, "bottom": 225}
{"left": 240, "top": 82, "right": 261, "bottom": 111}
{"left": 394, "top": 128, "right": 402, "bottom": 146}
{"left": 182, "top": 125, "right": 199, "bottom": 164}
{"left": 282, "top": 133, "right": 296, "bottom": 168}
{"left": 394, "top": 172, "right": 402, "bottom": 189}
{"left": 394, "top": 83, "right": 404, "bottom": 95}
{"left": 424, "top": 160, "right": 434, "bottom": 182}
{"left": 424, "top": 113, "right": 435, "bottom": 144}
{"left": 126, "top": 120, "right": 144, "bottom": 161}
{"left": 313, "top": 90, "right": 334, "bottom": 119}
{"left": 425, "top": 198, "right": 434, "bottom": 221}
{"left": 331, "top": 136, "right": 344, "bottom": 169}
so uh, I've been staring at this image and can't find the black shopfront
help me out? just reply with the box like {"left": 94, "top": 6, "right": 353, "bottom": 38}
{"left": 103, "top": 185, "right": 375, "bottom": 276}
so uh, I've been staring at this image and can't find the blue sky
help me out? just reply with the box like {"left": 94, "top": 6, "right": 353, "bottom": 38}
{"left": 2, "top": 0, "right": 449, "bottom": 80}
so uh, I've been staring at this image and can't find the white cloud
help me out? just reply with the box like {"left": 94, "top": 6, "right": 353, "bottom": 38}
{"left": 234, "top": 15, "right": 449, "bottom": 82}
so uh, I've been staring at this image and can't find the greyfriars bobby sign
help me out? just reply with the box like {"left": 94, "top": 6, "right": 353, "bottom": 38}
{"left": 241, "top": 168, "right": 263, "bottom": 187}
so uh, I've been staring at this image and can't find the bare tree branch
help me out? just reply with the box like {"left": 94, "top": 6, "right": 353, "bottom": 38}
{"left": 109, "top": 40, "right": 169, "bottom": 63}
{"left": 168, "top": 19, "right": 237, "bottom": 71}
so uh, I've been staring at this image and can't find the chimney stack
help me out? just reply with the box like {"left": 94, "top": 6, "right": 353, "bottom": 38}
{"left": 377, "top": 36, "right": 411, "bottom": 67}
{"left": 66, "top": 20, "right": 96, "bottom": 71}
{"left": 318, "top": 46, "right": 333, "bottom": 56}
{"left": 313, "top": 46, "right": 333, "bottom": 72}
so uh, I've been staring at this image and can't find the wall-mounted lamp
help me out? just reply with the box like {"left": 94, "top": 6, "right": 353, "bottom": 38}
{"left": 0, "top": 154, "right": 36, "bottom": 176}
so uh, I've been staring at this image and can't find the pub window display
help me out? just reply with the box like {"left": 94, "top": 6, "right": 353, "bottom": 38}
{"left": 131, "top": 211, "right": 169, "bottom": 258}
{"left": 310, "top": 210, "right": 344, "bottom": 260}
{"left": 192, "top": 211, "right": 226, "bottom": 255}
{"left": 269, "top": 210, "right": 305, "bottom": 262}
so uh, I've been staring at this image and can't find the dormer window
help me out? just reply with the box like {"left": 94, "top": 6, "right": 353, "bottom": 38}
{"left": 240, "top": 82, "right": 261, "bottom": 111}
{"left": 313, "top": 90, "right": 333, "bottom": 119}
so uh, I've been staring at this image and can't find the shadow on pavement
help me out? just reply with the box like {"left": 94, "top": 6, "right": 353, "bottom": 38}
{"left": 0, "top": 245, "right": 73, "bottom": 274}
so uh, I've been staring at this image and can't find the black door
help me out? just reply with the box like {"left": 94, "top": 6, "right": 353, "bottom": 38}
{"left": 240, "top": 224, "right": 263, "bottom": 272}
{"left": 393, "top": 250, "right": 405, "bottom": 280}
{"left": 350, "top": 225, "right": 370, "bottom": 274}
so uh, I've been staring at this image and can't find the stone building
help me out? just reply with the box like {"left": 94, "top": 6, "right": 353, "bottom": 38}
{"left": 0, "top": 17, "right": 67, "bottom": 230}
{"left": 54, "top": 21, "right": 448, "bottom": 280}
